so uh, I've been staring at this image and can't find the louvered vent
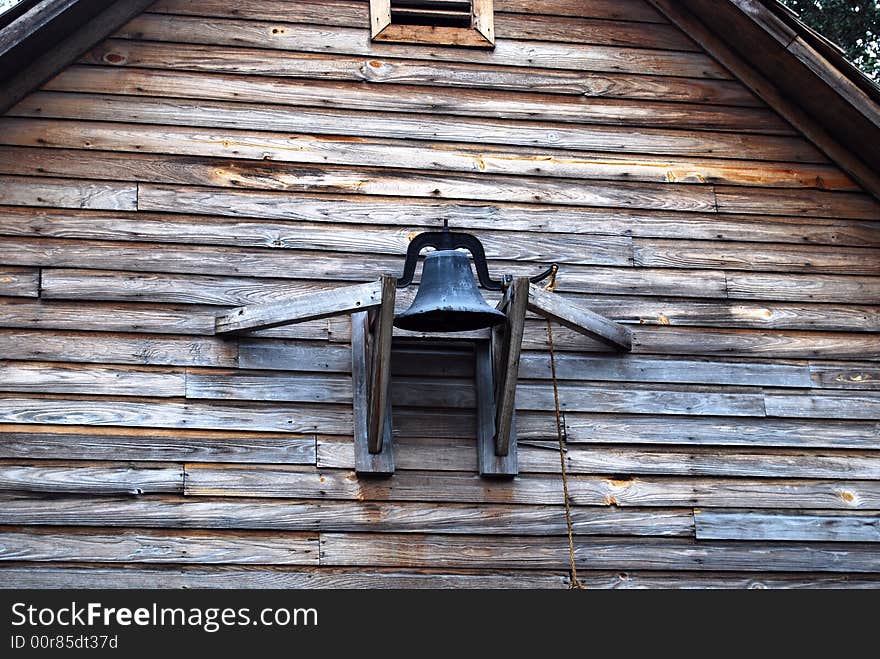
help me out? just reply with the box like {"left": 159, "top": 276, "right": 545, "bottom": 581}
{"left": 390, "top": 0, "right": 473, "bottom": 28}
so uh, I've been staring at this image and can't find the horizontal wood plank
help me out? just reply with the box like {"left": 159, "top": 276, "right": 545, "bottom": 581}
{"left": 0, "top": 330, "right": 238, "bottom": 367}
{"left": 0, "top": 396, "right": 352, "bottom": 434}
{"left": 80, "top": 38, "right": 756, "bottom": 104}
{"left": 0, "top": 495, "right": 694, "bottom": 536}
{"left": 0, "top": 425, "right": 316, "bottom": 463}
{"left": 319, "top": 532, "right": 880, "bottom": 571}
{"left": 33, "top": 69, "right": 786, "bottom": 133}
{"left": 15, "top": 92, "right": 825, "bottom": 162}
{"left": 0, "top": 462, "right": 183, "bottom": 495}
{"left": 695, "top": 510, "right": 880, "bottom": 543}
{"left": 0, "top": 362, "right": 186, "bottom": 397}
{"left": 0, "top": 175, "right": 136, "bottom": 210}
{"left": 148, "top": 0, "right": 671, "bottom": 35}
{"left": 115, "top": 14, "right": 729, "bottom": 78}
{"left": 0, "top": 527, "right": 319, "bottom": 564}
{"left": 0, "top": 267, "right": 39, "bottom": 298}
{"left": 185, "top": 466, "right": 880, "bottom": 509}
{"left": 765, "top": 391, "right": 880, "bottom": 420}
{"left": 2, "top": 118, "right": 844, "bottom": 190}
{"left": 0, "top": 146, "right": 720, "bottom": 212}
{"left": 0, "top": 565, "right": 567, "bottom": 588}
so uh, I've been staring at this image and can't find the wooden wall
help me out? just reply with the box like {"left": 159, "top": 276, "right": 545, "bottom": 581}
{"left": 0, "top": 0, "right": 878, "bottom": 588}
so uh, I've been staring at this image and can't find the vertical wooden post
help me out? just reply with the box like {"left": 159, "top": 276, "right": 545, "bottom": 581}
{"left": 494, "top": 276, "right": 529, "bottom": 457}
{"left": 352, "top": 310, "right": 394, "bottom": 475}
{"left": 475, "top": 341, "right": 517, "bottom": 477}
{"left": 368, "top": 275, "right": 397, "bottom": 454}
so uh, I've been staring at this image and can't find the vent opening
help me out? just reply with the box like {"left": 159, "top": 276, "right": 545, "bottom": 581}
{"left": 390, "top": 1, "right": 472, "bottom": 29}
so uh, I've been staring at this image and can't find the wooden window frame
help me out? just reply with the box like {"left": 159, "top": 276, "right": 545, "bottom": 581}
{"left": 369, "top": 0, "right": 495, "bottom": 48}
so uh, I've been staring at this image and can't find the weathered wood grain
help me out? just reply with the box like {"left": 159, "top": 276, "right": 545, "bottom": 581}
{"left": 185, "top": 466, "right": 880, "bottom": 509}
{"left": 0, "top": 267, "right": 38, "bottom": 298}
{"left": 319, "top": 532, "right": 880, "bottom": 571}
{"left": 548, "top": 414, "right": 880, "bottom": 450}
{"left": 0, "top": 565, "right": 568, "bottom": 589}
{"left": 0, "top": 528, "right": 319, "bottom": 564}
{"left": 40, "top": 266, "right": 731, "bottom": 306}
{"left": 0, "top": 461, "right": 183, "bottom": 495}
{"left": 129, "top": 183, "right": 880, "bottom": 247}
{"left": 0, "top": 175, "right": 136, "bottom": 210}
{"left": 0, "top": 397, "right": 352, "bottom": 434}
{"left": 148, "top": 0, "right": 671, "bottom": 37}
{"left": 695, "top": 510, "right": 880, "bottom": 543}
{"left": 177, "top": 369, "right": 768, "bottom": 417}
{"left": 0, "top": 146, "right": 719, "bottom": 212}
{"left": 9, "top": 565, "right": 880, "bottom": 589}
{"left": 716, "top": 186, "right": 880, "bottom": 220}
{"left": 0, "top": 330, "right": 238, "bottom": 367}
{"left": 151, "top": 0, "right": 669, "bottom": 24}
{"left": 115, "top": 14, "right": 730, "bottom": 78}
{"left": 810, "top": 364, "right": 880, "bottom": 390}
{"left": 627, "top": 327, "right": 880, "bottom": 361}
{"left": 4, "top": 117, "right": 843, "bottom": 190}
{"left": 15, "top": 92, "right": 825, "bottom": 162}
{"left": 0, "top": 298, "right": 216, "bottom": 334}
{"left": 22, "top": 75, "right": 787, "bottom": 134}
{"left": 0, "top": 495, "right": 694, "bottom": 536}
{"left": 318, "top": 436, "right": 880, "bottom": 479}
{"left": 565, "top": 447, "right": 880, "bottom": 480}
{"left": 634, "top": 239, "right": 880, "bottom": 275}
{"left": 81, "top": 38, "right": 757, "bottom": 104}
{"left": 0, "top": 425, "right": 316, "bottom": 463}
{"left": 0, "top": 362, "right": 186, "bottom": 397}
{"left": 216, "top": 280, "right": 383, "bottom": 334}
{"left": 726, "top": 272, "right": 880, "bottom": 304}
{"left": 764, "top": 391, "right": 880, "bottom": 420}
{"left": 186, "top": 372, "right": 352, "bottom": 404}
{"left": 0, "top": 208, "right": 633, "bottom": 267}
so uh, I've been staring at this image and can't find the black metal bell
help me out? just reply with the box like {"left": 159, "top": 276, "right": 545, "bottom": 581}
{"left": 394, "top": 250, "right": 506, "bottom": 332}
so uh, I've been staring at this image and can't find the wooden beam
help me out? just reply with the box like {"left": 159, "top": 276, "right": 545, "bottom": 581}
{"left": 351, "top": 311, "right": 394, "bottom": 475}
{"left": 215, "top": 279, "right": 383, "bottom": 334}
{"left": 494, "top": 276, "right": 529, "bottom": 457}
{"left": 528, "top": 284, "right": 632, "bottom": 352}
{"left": 475, "top": 341, "right": 517, "bottom": 477}
{"left": 367, "top": 275, "right": 396, "bottom": 454}
{"left": 0, "top": 0, "right": 157, "bottom": 114}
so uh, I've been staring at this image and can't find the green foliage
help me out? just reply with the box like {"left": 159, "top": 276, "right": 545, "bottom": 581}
{"left": 0, "top": 0, "right": 23, "bottom": 15}
{"left": 780, "top": 0, "right": 880, "bottom": 80}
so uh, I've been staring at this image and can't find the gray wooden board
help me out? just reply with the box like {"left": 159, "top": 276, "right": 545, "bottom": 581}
{"left": 0, "top": 495, "right": 694, "bottom": 536}
{"left": 319, "top": 533, "right": 880, "bottom": 571}
{"left": 0, "top": 268, "right": 39, "bottom": 298}
{"left": 0, "top": 426, "right": 316, "bottom": 463}
{"left": 0, "top": 565, "right": 567, "bottom": 589}
{"left": 695, "top": 510, "right": 880, "bottom": 542}
{"left": 0, "top": 528, "right": 319, "bottom": 564}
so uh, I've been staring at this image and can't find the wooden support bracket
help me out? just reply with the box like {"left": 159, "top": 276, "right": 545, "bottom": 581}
{"left": 215, "top": 280, "right": 383, "bottom": 334}
{"left": 528, "top": 284, "right": 633, "bottom": 352}
{"left": 352, "top": 310, "right": 394, "bottom": 475}
{"left": 213, "top": 271, "right": 631, "bottom": 479}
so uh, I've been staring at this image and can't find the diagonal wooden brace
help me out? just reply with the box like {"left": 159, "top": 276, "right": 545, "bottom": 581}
{"left": 528, "top": 283, "right": 632, "bottom": 352}
{"left": 215, "top": 279, "right": 383, "bottom": 334}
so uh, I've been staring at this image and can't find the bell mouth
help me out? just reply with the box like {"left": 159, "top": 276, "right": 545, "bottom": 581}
{"left": 393, "top": 308, "right": 506, "bottom": 333}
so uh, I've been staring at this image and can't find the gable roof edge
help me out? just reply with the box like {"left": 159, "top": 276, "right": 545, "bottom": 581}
{"left": 648, "top": 0, "right": 880, "bottom": 203}
{"left": 0, "top": 0, "right": 155, "bottom": 116}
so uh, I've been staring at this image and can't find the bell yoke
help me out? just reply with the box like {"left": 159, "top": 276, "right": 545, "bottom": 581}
{"left": 394, "top": 221, "right": 556, "bottom": 333}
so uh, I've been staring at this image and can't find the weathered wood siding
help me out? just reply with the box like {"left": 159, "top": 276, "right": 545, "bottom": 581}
{"left": 0, "top": 0, "right": 878, "bottom": 588}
